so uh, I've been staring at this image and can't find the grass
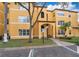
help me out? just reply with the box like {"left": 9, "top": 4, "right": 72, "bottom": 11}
{"left": 59, "top": 37, "right": 79, "bottom": 45}
{"left": 0, "top": 39, "right": 53, "bottom": 48}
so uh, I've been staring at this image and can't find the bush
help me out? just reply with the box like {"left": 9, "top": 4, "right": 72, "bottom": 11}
{"left": 65, "top": 37, "right": 72, "bottom": 40}
{"left": 58, "top": 37, "right": 72, "bottom": 40}
{"left": 58, "top": 37, "right": 66, "bottom": 39}
{"left": 0, "top": 36, "right": 3, "bottom": 40}
{"left": 33, "top": 37, "right": 39, "bottom": 39}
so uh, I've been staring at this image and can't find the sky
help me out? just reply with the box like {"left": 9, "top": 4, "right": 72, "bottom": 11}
{"left": 46, "top": 2, "right": 79, "bottom": 22}
{"left": 46, "top": 2, "right": 79, "bottom": 12}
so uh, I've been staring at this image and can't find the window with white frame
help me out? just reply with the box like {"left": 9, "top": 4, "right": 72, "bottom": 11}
{"left": 19, "top": 29, "right": 29, "bottom": 36}
{"left": 58, "top": 30, "right": 65, "bottom": 35}
{"left": 57, "top": 12, "right": 64, "bottom": 16}
{"left": 58, "top": 21, "right": 64, "bottom": 25}
{"left": 18, "top": 16, "right": 30, "bottom": 23}
{"left": 19, "top": 3, "right": 29, "bottom": 10}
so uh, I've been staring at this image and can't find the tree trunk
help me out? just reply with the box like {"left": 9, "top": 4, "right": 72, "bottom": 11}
{"left": 3, "top": 2, "right": 8, "bottom": 42}
{"left": 28, "top": 16, "right": 32, "bottom": 43}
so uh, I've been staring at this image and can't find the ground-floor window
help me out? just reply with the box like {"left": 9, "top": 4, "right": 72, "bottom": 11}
{"left": 19, "top": 29, "right": 29, "bottom": 36}
{"left": 41, "top": 26, "right": 45, "bottom": 32}
{"left": 58, "top": 30, "right": 65, "bottom": 35}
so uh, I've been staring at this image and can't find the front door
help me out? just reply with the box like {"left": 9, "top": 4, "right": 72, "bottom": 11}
{"left": 47, "top": 25, "right": 53, "bottom": 38}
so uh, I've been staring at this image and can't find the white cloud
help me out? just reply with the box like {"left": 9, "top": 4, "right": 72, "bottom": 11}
{"left": 47, "top": 4, "right": 62, "bottom": 11}
{"left": 47, "top": 2, "right": 76, "bottom": 11}
{"left": 72, "top": 9, "right": 79, "bottom": 12}
{"left": 66, "top": 2, "right": 76, "bottom": 10}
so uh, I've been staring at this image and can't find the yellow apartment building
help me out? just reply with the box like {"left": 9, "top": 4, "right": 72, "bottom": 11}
{"left": 0, "top": 3, "right": 4, "bottom": 37}
{"left": 0, "top": 3, "right": 79, "bottom": 39}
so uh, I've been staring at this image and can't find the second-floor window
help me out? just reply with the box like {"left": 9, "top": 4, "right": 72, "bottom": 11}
{"left": 18, "top": 16, "right": 30, "bottom": 23}
{"left": 68, "top": 14, "right": 71, "bottom": 18}
{"left": 58, "top": 21, "right": 64, "bottom": 25}
{"left": 57, "top": 12, "right": 64, "bottom": 16}
{"left": 41, "top": 12, "right": 44, "bottom": 18}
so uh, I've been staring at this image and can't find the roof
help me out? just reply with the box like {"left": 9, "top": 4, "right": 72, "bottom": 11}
{"left": 34, "top": 5, "right": 78, "bottom": 13}
{"left": 34, "top": 5, "right": 47, "bottom": 8}
{"left": 47, "top": 9, "right": 78, "bottom": 13}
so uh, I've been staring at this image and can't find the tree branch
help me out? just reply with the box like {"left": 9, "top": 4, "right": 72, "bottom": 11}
{"left": 32, "top": 2, "right": 47, "bottom": 27}
{"left": 18, "top": 2, "right": 30, "bottom": 12}
{"left": 31, "top": 3, "right": 35, "bottom": 19}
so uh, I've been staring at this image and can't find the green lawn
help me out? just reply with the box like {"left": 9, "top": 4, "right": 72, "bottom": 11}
{"left": 59, "top": 37, "right": 79, "bottom": 45}
{"left": 0, "top": 39, "right": 53, "bottom": 48}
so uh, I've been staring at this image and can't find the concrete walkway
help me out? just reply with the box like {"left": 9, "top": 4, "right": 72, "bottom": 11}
{"left": 51, "top": 38, "right": 79, "bottom": 54}
{"left": 51, "top": 38, "right": 75, "bottom": 46}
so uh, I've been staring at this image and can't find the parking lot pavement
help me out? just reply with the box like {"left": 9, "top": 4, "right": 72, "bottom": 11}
{"left": 0, "top": 46, "right": 79, "bottom": 57}
{"left": 33, "top": 46, "right": 79, "bottom": 57}
{"left": 0, "top": 48, "right": 30, "bottom": 57}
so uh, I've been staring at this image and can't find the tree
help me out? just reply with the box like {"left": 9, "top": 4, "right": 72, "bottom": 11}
{"left": 3, "top": 2, "right": 8, "bottom": 42}
{"left": 60, "top": 22, "right": 71, "bottom": 37}
{"left": 18, "top": 2, "right": 47, "bottom": 43}
{"left": 59, "top": 2, "right": 69, "bottom": 9}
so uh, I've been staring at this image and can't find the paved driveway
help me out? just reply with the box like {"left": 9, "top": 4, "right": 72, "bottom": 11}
{"left": 0, "top": 46, "right": 79, "bottom": 57}
{"left": 33, "top": 46, "right": 79, "bottom": 57}
{"left": 0, "top": 48, "right": 30, "bottom": 57}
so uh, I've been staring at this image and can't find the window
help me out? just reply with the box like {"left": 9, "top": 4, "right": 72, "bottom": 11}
{"left": 57, "top": 12, "right": 64, "bottom": 16}
{"left": 41, "top": 26, "right": 44, "bottom": 32}
{"left": 41, "top": 12, "right": 44, "bottom": 18}
{"left": 53, "top": 14, "right": 55, "bottom": 17}
{"left": 23, "top": 29, "right": 27, "bottom": 36}
{"left": 8, "top": 3, "right": 10, "bottom": 5}
{"left": 19, "top": 29, "right": 23, "bottom": 36}
{"left": 19, "top": 16, "right": 30, "bottom": 23}
{"left": 58, "top": 21, "right": 64, "bottom": 25}
{"left": 15, "top": 2, "right": 18, "bottom": 5}
{"left": 68, "top": 14, "right": 71, "bottom": 17}
{"left": 27, "top": 30, "right": 29, "bottom": 35}
{"left": 19, "top": 29, "right": 29, "bottom": 36}
{"left": 58, "top": 30, "right": 65, "bottom": 35}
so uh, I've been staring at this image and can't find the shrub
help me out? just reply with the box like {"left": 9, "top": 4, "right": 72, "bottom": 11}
{"left": 58, "top": 37, "right": 72, "bottom": 40}
{"left": 0, "top": 36, "right": 3, "bottom": 40}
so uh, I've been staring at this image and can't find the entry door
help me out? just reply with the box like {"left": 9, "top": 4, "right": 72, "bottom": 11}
{"left": 48, "top": 25, "right": 53, "bottom": 38}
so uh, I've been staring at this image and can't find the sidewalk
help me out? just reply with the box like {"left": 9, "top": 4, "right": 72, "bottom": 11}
{"left": 51, "top": 38, "right": 78, "bottom": 54}
{"left": 51, "top": 38, "right": 75, "bottom": 46}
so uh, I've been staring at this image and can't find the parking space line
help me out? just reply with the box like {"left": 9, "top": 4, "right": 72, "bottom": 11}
{"left": 28, "top": 48, "right": 34, "bottom": 57}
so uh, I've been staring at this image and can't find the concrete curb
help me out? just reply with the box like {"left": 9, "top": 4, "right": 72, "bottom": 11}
{"left": 0, "top": 45, "right": 55, "bottom": 51}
